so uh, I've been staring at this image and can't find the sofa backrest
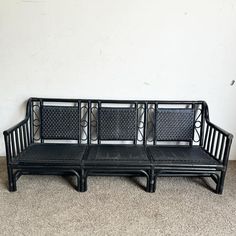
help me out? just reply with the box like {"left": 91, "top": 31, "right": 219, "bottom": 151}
{"left": 41, "top": 105, "right": 80, "bottom": 140}
{"left": 155, "top": 108, "right": 195, "bottom": 142}
{"left": 98, "top": 107, "right": 137, "bottom": 141}
{"left": 28, "top": 98, "right": 206, "bottom": 146}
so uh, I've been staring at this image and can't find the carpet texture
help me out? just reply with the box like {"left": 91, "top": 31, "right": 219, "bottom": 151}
{"left": 0, "top": 157, "right": 236, "bottom": 236}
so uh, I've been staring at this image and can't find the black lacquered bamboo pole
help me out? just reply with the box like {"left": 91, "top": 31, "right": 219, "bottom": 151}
{"left": 210, "top": 129, "right": 216, "bottom": 155}
{"left": 26, "top": 122, "right": 30, "bottom": 147}
{"left": 134, "top": 102, "right": 138, "bottom": 145}
{"left": 207, "top": 126, "right": 212, "bottom": 152}
{"left": 203, "top": 124, "right": 209, "bottom": 149}
{"left": 23, "top": 124, "right": 27, "bottom": 148}
{"left": 15, "top": 129, "right": 20, "bottom": 155}
{"left": 10, "top": 132, "right": 16, "bottom": 158}
{"left": 143, "top": 102, "right": 147, "bottom": 145}
{"left": 219, "top": 135, "right": 226, "bottom": 161}
{"left": 88, "top": 101, "right": 91, "bottom": 145}
{"left": 19, "top": 126, "right": 24, "bottom": 151}
{"left": 214, "top": 132, "right": 220, "bottom": 159}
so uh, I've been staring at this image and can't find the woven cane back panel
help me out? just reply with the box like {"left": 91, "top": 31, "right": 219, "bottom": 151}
{"left": 99, "top": 108, "right": 136, "bottom": 140}
{"left": 41, "top": 106, "right": 79, "bottom": 140}
{"left": 156, "top": 108, "right": 194, "bottom": 141}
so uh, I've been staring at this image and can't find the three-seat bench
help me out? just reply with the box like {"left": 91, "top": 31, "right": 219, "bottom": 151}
{"left": 3, "top": 98, "right": 233, "bottom": 194}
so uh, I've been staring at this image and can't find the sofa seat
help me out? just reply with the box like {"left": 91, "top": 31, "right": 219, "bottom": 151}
{"left": 147, "top": 146, "right": 222, "bottom": 168}
{"left": 84, "top": 144, "right": 150, "bottom": 167}
{"left": 13, "top": 143, "right": 87, "bottom": 166}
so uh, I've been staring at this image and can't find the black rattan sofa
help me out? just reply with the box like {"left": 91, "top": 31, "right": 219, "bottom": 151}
{"left": 3, "top": 98, "right": 233, "bottom": 194}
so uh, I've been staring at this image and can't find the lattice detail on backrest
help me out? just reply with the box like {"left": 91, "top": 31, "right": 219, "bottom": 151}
{"left": 99, "top": 107, "right": 136, "bottom": 140}
{"left": 41, "top": 106, "right": 79, "bottom": 140}
{"left": 156, "top": 108, "right": 195, "bottom": 141}
{"left": 30, "top": 99, "right": 205, "bottom": 144}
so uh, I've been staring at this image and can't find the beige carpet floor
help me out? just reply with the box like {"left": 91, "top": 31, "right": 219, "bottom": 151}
{"left": 0, "top": 157, "right": 236, "bottom": 236}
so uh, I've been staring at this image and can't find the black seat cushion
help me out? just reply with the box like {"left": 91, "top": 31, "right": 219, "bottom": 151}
{"left": 147, "top": 146, "right": 222, "bottom": 167}
{"left": 85, "top": 145, "right": 150, "bottom": 166}
{"left": 15, "top": 144, "right": 86, "bottom": 165}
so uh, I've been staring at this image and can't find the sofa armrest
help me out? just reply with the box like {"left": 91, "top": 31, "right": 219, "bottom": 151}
{"left": 3, "top": 117, "right": 32, "bottom": 163}
{"left": 203, "top": 120, "right": 233, "bottom": 167}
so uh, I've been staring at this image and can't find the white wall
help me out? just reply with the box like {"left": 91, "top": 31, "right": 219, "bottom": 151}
{"left": 0, "top": 0, "right": 236, "bottom": 158}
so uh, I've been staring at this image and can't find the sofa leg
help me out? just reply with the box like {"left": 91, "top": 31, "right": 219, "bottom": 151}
{"left": 79, "top": 170, "right": 87, "bottom": 192}
{"left": 79, "top": 176, "right": 87, "bottom": 192}
{"left": 149, "top": 176, "right": 156, "bottom": 193}
{"left": 152, "top": 176, "right": 157, "bottom": 192}
{"left": 146, "top": 175, "right": 151, "bottom": 192}
{"left": 7, "top": 166, "right": 16, "bottom": 192}
{"left": 216, "top": 171, "right": 226, "bottom": 194}
{"left": 147, "top": 170, "right": 156, "bottom": 193}
{"left": 75, "top": 173, "right": 80, "bottom": 192}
